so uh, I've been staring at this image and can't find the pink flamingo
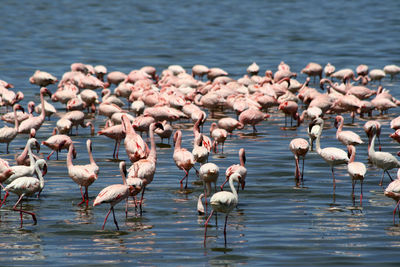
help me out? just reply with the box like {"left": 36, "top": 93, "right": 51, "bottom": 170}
{"left": 42, "top": 128, "right": 74, "bottom": 160}
{"left": 364, "top": 120, "right": 381, "bottom": 151}
{"left": 173, "top": 130, "right": 195, "bottom": 189}
{"left": 389, "top": 129, "right": 400, "bottom": 144}
{"left": 301, "top": 62, "right": 323, "bottom": 82}
{"left": 1, "top": 101, "right": 34, "bottom": 124}
{"left": 384, "top": 64, "right": 400, "bottom": 80}
{"left": 384, "top": 169, "right": 400, "bottom": 224}
{"left": 1, "top": 159, "right": 47, "bottom": 226}
{"left": 192, "top": 65, "right": 209, "bottom": 80}
{"left": 0, "top": 104, "right": 24, "bottom": 152}
{"left": 193, "top": 112, "right": 212, "bottom": 152}
{"left": 209, "top": 123, "right": 228, "bottom": 153}
{"left": 368, "top": 124, "right": 400, "bottom": 186}
{"left": 347, "top": 145, "right": 366, "bottom": 206}
{"left": 247, "top": 62, "right": 259, "bottom": 76}
{"left": 29, "top": 70, "right": 57, "bottom": 87}
{"left": 203, "top": 172, "right": 244, "bottom": 246}
{"left": 93, "top": 161, "right": 134, "bottom": 230}
{"left": 324, "top": 63, "right": 335, "bottom": 77}
{"left": 217, "top": 117, "right": 244, "bottom": 137}
{"left": 94, "top": 65, "right": 107, "bottom": 81}
{"left": 0, "top": 158, "right": 14, "bottom": 199}
{"left": 312, "top": 118, "right": 349, "bottom": 195}
{"left": 67, "top": 142, "right": 98, "bottom": 207}
{"left": 369, "top": 69, "right": 385, "bottom": 83}
{"left": 334, "top": 115, "right": 363, "bottom": 152}
{"left": 221, "top": 148, "right": 247, "bottom": 191}
{"left": 97, "top": 122, "right": 125, "bottom": 159}
{"left": 238, "top": 108, "right": 270, "bottom": 133}
{"left": 154, "top": 120, "right": 173, "bottom": 144}
{"left": 289, "top": 138, "right": 309, "bottom": 187}
{"left": 15, "top": 132, "right": 40, "bottom": 166}
{"left": 104, "top": 71, "right": 127, "bottom": 88}
{"left": 128, "top": 122, "right": 163, "bottom": 212}
{"left": 278, "top": 100, "right": 298, "bottom": 127}
{"left": 18, "top": 87, "right": 51, "bottom": 134}
{"left": 121, "top": 115, "right": 149, "bottom": 163}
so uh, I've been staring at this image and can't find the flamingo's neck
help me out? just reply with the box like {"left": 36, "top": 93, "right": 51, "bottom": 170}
{"left": 228, "top": 174, "right": 238, "bottom": 200}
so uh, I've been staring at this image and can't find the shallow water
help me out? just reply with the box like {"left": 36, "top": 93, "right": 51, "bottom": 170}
{"left": 0, "top": 0, "right": 400, "bottom": 266}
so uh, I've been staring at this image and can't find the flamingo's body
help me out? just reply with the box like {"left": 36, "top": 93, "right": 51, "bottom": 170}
{"left": 312, "top": 118, "right": 349, "bottom": 195}
{"left": 93, "top": 161, "right": 134, "bottom": 230}
{"left": 121, "top": 115, "right": 149, "bottom": 163}
{"left": 67, "top": 141, "right": 98, "bottom": 207}
{"left": 18, "top": 87, "right": 51, "bottom": 134}
{"left": 1, "top": 159, "right": 47, "bottom": 226}
{"left": 368, "top": 124, "right": 400, "bottom": 186}
{"left": 0, "top": 104, "right": 24, "bottom": 152}
{"left": 347, "top": 145, "right": 366, "bottom": 206}
{"left": 173, "top": 130, "right": 195, "bottom": 189}
{"left": 204, "top": 173, "right": 244, "bottom": 246}
{"left": 289, "top": 138, "right": 309, "bottom": 187}
{"left": 199, "top": 162, "right": 219, "bottom": 215}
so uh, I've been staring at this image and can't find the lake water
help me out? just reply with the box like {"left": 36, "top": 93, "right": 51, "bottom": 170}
{"left": 0, "top": 0, "right": 400, "bottom": 266}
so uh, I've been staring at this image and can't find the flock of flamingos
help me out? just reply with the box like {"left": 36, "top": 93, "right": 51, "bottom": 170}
{"left": 0, "top": 61, "right": 400, "bottom": 245}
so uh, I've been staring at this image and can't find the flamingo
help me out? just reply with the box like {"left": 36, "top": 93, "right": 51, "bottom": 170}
{"left": 217, "top": 117, "right": 244, "bottom": 137}
{"left": 209, "top": 123, "right": 228, "bottom": 153}
{"left": 0, "top": 104, "right": 24, "bottom": 153}
{"left": 347, "top": 145, "right": 366, "bottom": 206}
{"left": 94, "top": 65, "right": 107, "bottom": 81}
{"left": 368, "top": 124, "right": 400, "bottom": 186}
{"left": 93, "top": 161, "right": 134, "bottom": 230}
{"left": 192, "top": 133, "right": 209, "bottom": 165}
{"left": 173, "top": 130, "right": 195, "bottom": 189}
{"left": 278, "top": 100, "right": 298, "bottom": 127}
{"left": 67, "top": 142, "right": 98, "bottom": 207}
{"left": 312, "top": 118, "right": 349, "bottom": 195}
{"left": 334, "top": 115, "right": 363, "bottom": 152}
{"left": 384, "top": 169, "right": 400, "bottom": 225}
{"left": 324, "top": 63, "right": 335, "bottom": 77}
{"left": 203, "top": 172, "right": 244, "bottom": 246}
{"left": 199, "top": 162, "right": 219, "bottom": 215}
{"left": 18, "top": 87, "right": 51, "bottom": 134}
{"left": 15, "top": 134, "right": 40, "bottom": 166}
{"left": 197, "top": 193, "right": 205, "bottom": 215}
{"left": 384, "top": 64, "right": 400, "bottom": 80}
{"left": 29, "top": 70, "right": 57, "bottom": 87}
{"left": 238, "top": 108, "right": 270, "bottom": 133}
{"left": 0, "top": 158, "right": 14, "bottom": 199}
{"left": 1, "top": 101, "right": 34, "bottom": 124}
{"left": 389, "top": 129, "right": 400, "bottom": 144}
{"left": 364, "top": 120, "right": 381, "bottom": 151}
{"left": 127, "top": 122, "right": 163, "bottom": 212}
{"left": 221, "top": 148, "right": 247, "bottom": 191}
{"left": 301, "top": 62, "right": 322, "bottom": 82}
{"left": 97, "top": 122, "right": 125, "bottom": 159}
{"left": 1, "top": 159, "right": 47, "bottom": 226}
{"left": 369, "top": 69, "right": 386, "bottom": 83}
{"left": 192, "top": 65, "right": 209, "bottom": 80}
{"left": 193, "top": 112, "right": 212, "bottom": 153}
{"left": 5, "top": 138, "right": 41, "bottom": 185}
{"left": 289, "top": 138, "right": 309, "bottom": 187}
{"left": 121, "top": 114, "right": 149, "bottom": 163}
{"left": 42, "top": 128, "right": 74, "bottom": 160}
{"left": 154, "top": 120, "right": 173, "bottom": 144}
{"left": 247, "top": 62, "right": 259, "bottom": 76}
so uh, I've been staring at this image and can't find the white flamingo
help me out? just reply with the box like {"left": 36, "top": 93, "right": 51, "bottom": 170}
{"left": 368, "top": 124, "right": 400, "bottom": 186}
{"left": 312, "top": 118, "right": 349, "bottom": 195}
{"left": 203, "top": 172, "right": 244, "bottom": 246}
{"left": 1, "top": 159, "right": 47, "bottom": 226}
